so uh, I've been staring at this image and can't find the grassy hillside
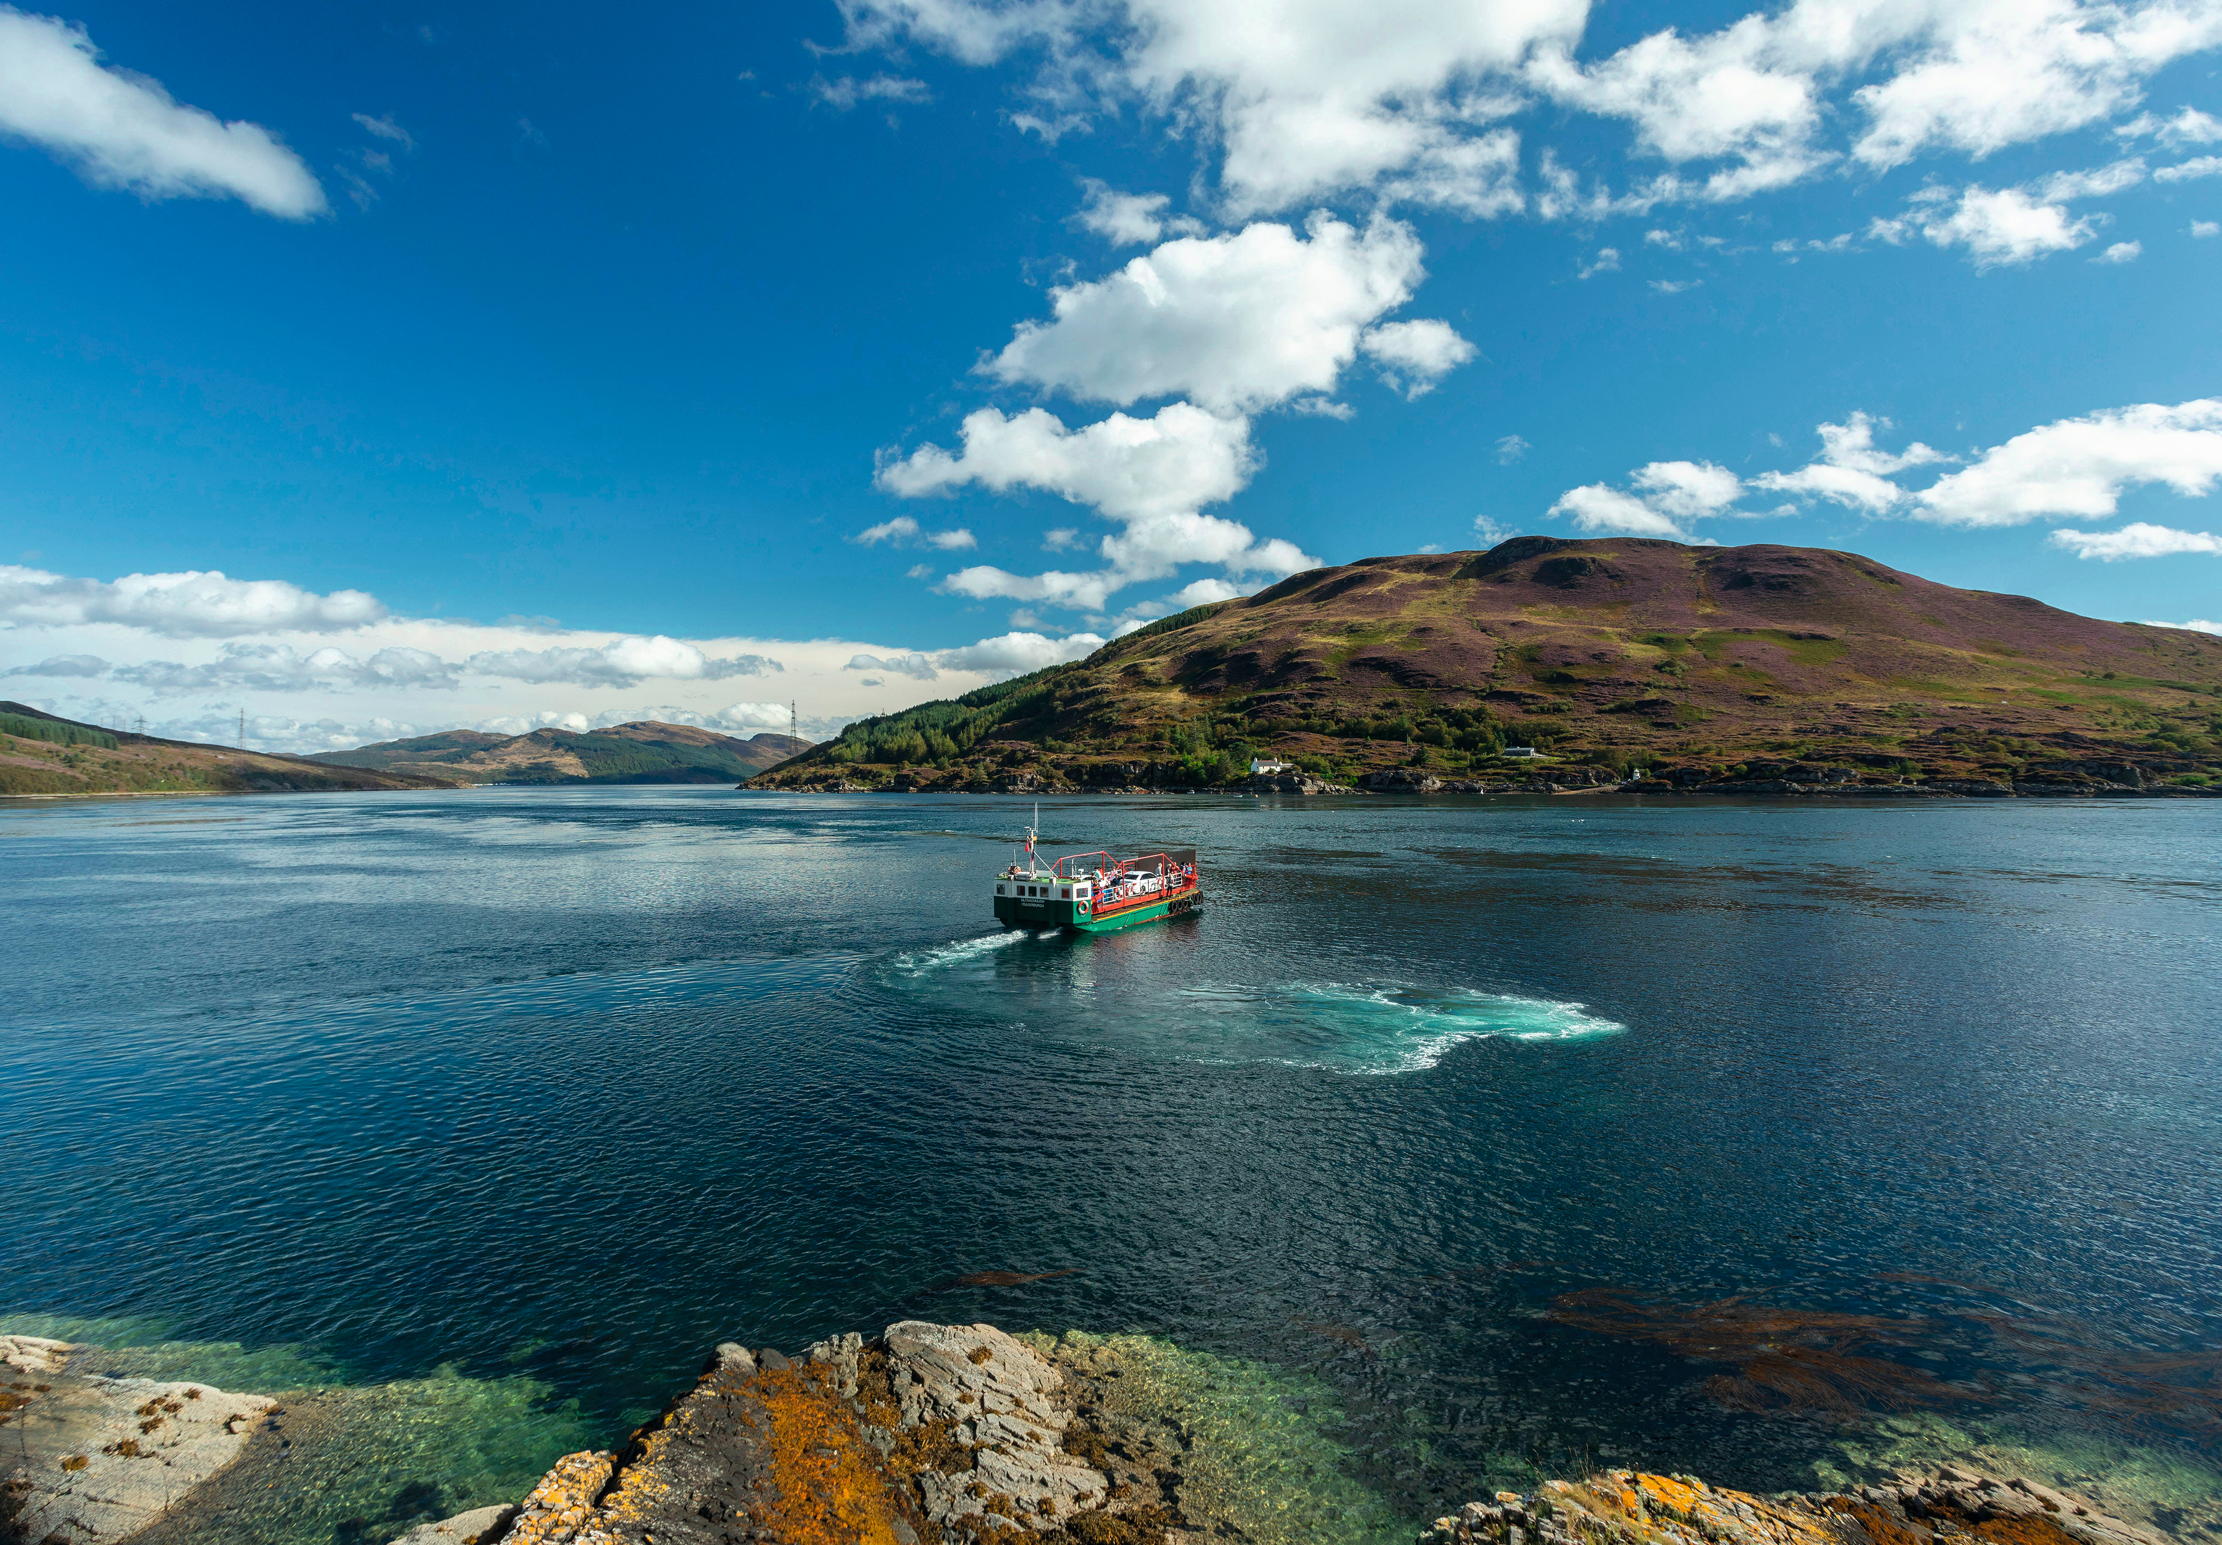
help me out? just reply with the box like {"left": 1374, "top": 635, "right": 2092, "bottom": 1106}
{"left": 312, "top": 721, "right": 814, "bottom": 785}
{"left": 0, "top": 703, "right": 444, "bottom": 796}
{"left": 753, "top": 537, "right": 2222, "bottom": 793}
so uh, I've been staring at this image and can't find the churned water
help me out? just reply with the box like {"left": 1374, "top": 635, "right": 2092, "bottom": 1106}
{"left": 5, "top": 788, "right": 2221, "bottom": 1541}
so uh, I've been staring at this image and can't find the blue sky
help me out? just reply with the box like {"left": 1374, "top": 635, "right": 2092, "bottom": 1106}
{"left": 1, "top": 0, "right": 2220, "bottom": 748}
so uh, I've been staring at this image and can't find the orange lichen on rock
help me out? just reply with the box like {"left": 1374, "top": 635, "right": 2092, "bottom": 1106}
{"left": 1424, "top": 1468, "right": 2166, "bottom": 1545}
{"left": 736, "top": 1362, "right": 912, "bottom": 1545}
{"left": 494, "top": 1449, "right": 618, "bottom": 1544}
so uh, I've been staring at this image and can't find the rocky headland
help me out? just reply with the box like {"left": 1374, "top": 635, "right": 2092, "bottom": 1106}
{"left": 4, "top": 1324, "right": 2186, "bottom": 1545}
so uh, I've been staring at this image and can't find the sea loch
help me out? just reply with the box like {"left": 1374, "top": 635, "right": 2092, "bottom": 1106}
{"left": 5, "top": 787, "right": 2221, "bottom": 1542}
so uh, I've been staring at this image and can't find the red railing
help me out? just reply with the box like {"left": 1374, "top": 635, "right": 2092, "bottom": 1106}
{"left": 1055, "top": 851, "right": 1201, "bottom": 915}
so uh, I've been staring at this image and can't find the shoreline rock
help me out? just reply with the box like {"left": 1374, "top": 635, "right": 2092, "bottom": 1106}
{"left": 0, "top": 1335, "right": 280, "bottom": 1545}
{"left": 381, "top": 1326, "right": 2178, "bottom": 1545}
{"left": 1424, "top": 1467, "right": 2165, "bottom": 1545}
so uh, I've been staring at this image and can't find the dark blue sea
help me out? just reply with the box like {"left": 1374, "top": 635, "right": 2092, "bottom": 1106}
{"left": 5, "top": 788, "right": 2221, "bottom": 1542}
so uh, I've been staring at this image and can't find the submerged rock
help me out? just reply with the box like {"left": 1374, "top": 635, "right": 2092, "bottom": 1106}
{"left": 0, "top": 1334, "right": 280, "bottom": 1545}
{"left": 1421, "top": 1469, "right": 2164, "bottom": 1545}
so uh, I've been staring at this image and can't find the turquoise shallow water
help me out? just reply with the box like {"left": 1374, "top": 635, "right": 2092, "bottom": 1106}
{"left": 5, "top": 788, "right": 2221, "bottom": 1539}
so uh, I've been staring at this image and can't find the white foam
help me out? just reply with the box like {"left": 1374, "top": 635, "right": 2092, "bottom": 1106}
{"left": 1174, "top": 983, "right": 1625, "bottom": 1075}
{"left": 888, "top": 930, "right": 1028, "bottom": 976}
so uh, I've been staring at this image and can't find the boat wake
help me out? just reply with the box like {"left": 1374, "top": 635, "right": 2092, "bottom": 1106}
{"left": 1172, "top": 983, "right": 1625, "bottom": 1075}
{"left": 887, "top": 931, "right": 1030, "bottom": 977}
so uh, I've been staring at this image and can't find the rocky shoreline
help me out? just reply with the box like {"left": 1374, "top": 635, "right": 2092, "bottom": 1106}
{"left": 4, "top": 1324, "right": 2185, "bottom": 1545}
{"left": 765, "top": 759, "right": 2219, "bottom": 799}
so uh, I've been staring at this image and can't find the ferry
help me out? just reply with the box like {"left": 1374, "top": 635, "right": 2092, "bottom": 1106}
{"left": 992, "top": 814, "right": 1201, "bottom": 932}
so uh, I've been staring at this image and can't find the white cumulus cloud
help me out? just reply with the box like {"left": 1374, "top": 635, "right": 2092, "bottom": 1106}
{"left": 0, "top": 8, "right": 325, "bottom": 217}
{"left": 1754, "top": 411, "right": 1947, "bottom": 511}
{"left": 0, "top": 564, "right": 387, "bottom": 637}
{"left": 461, "top": 636, "right": 781, "bottom": 688}
{"left": 991, "top": 214, "right": 1444, "bottom": 413}
{"left": 1873, "top": 184, "right": 2098, "bottom": 267}
{"left": 2050, "top": 522, "right": 2222, "bottom": 559}
{"left": 933, "top": 629, "right": 1105, "bottom": 675}
{"left": 1916, "top": 399, "right": 2222, "bottom": 525}
{"left": 880, "top": 402, "right": 1255, "bottom": 524}
{"left": 853, "top": 514, "right": 977, "bottom": 549}
{"left": 112, "top": 643, "right": 459, "bottom": 694}
{"left": 1358, "top": 318, "right": 1478, "bottom": 398}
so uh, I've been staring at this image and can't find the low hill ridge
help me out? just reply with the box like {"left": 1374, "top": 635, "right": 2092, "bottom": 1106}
{"left": 754, "top": 537, "right": 2222, "bottom": 794}
{"left": 0, "top": 702, "right": 445, "bottom": 796}
{"left": 313, "top": 720, "right": 813, "bottom": 785}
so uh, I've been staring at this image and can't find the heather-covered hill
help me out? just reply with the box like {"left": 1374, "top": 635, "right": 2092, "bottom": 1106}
{"left": 754, "top": 537, "right": 2222, "bottom": 793}
{"left": 0, "top": 703, "right": 444, "bottom": 796}
{"left": 313, "top": 720, "right": 813, "bottom": 785}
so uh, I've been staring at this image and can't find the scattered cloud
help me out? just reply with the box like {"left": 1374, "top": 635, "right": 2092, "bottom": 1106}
{"left": 2050, "top": 522, "right": 2222, "bottom": 559}
{"left": 1577, "top": 246, "right": 1621, "bottom": 279}
{"left": 877, "top": 402, "right": 1314, "bottom": 608}
{"left": 2145, "top": 618, "right": 2222, "bottom": 634}
{"left": 989, "top": 214, "right": 1445, "bottom": 413}
{"left": 0, "top": 8, "right": 325, "bottom": 217}
{"left": 0, "top": 564, "right": 386, "bottom": 637}
{"left": 1915, "top": 399, "right": 2222, "bottom": 526}
{"left": 932, "top": 629, "right": 1104, "bottom": 676}
{"left": 460, "top": 637, "right": 780, "bottom": 688}
{"left": 1357, "top": 317, "right": 1477, "bottom": 397}
{"left": 881, "top": 402, "right": 1255, "bottom": 527}
{"left": 0, "top": 652, "right": 107, "bottom": 678}
{"left": 810, "top": 73, "right": 933, "bottom": 110}
{"left": 1548, "top": 459, "right": 1742, "bottom": 539}
{"left": 1551, "top": 482, "right": 1692, "bottom": 539}
{"left": 1074, "top": 180, "right": 1201, "bottom": 244}
{"left": 2095, "top": 240, "right": 2142, "bottom": 263}
{"left": 2155, "top": 155, "right": 2222, "bottom": 182}
{"left": 2117, "top": 106, "right": 2222, "bottom": 148}
{"left": 845, "top": 650, "right": 940, "bottom": 679}
{"left": 1872, "top": 184, "right": 2098, "bottom": 267}
{"left": 845, "top": 0, "right": 2222, "bottom": 223}
{"left": 350, "top": 112, "right": 414, "bottom": 149}
{"left": 1494, "top": 434, "right": 1529, "bottom": 464}
{"left": 110, "top": 643, "right": 458, "bottom": 694}
{"left": 853, "top": 514, "right": 977, "bottom": 549}
{"left": 2193, "top": 220, "right": 2220, "bottom": 237}
{"left": 1754, "top": 411, "right": 1947, "bottom": 512}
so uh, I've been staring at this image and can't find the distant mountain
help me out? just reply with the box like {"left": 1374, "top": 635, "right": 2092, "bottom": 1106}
{"left": 312, "top": 720, "right": 814, "bottom": 785}
{"left": 0, "top": 702, "right": 445, "bottom": 796}
{"left": 752, "top": 537, "right": 2222, "bottom": 794}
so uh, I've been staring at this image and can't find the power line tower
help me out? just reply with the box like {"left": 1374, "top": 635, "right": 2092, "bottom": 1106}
{"left": 238, "top": 709, "right": 247, "bottom": 747}
{"left": 790, "top": 700, "right": 798, "bottom": 741}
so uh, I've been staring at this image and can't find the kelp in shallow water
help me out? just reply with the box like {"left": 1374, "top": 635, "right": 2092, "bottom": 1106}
{"left": 1547, "top": 1290, "right": 1973, "bottom": 1418}
{"left": 1547, "top": 1284, "right": 2222, "bottom": 1445}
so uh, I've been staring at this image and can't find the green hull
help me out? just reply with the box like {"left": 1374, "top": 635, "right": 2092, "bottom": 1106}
{"left": 1073, "top": 893, "right": 1201, "bottom": 931}
{"left": 994, "top": 891, "right": 1201, "bottom": 931}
